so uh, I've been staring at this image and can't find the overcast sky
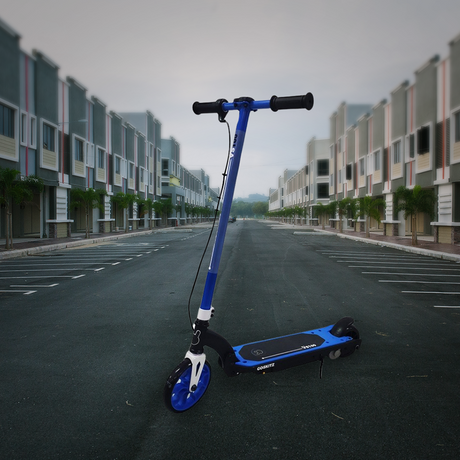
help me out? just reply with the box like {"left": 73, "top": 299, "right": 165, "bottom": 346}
{"left": 2, "top": 0, "right": 460, "bottom": 198}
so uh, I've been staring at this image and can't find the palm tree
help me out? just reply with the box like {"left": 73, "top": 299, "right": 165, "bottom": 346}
{"left": 328, "top": 201, "right": 338, "bottom": 230}
{"left": 152, "top": 198, "right": 173, "bottom": 226}
{"left": 152, "top": 200, "right": 164, "bottom": 226}
{"left": 315, "top": 202, "right": 329, "bottom": 230}
{"left": 337, "top": 198, "right": 352, "bottom": 233}
{"left": 0, "top": 167, "right": 44, "bottom": 249}
{"left": 142, "top": 197, "right": 154, "bottom": 229}
{"left": 394, "top": 185, "right": 436, "bottom": 246}
{"left": 345, "top": 197, "right": 359, "bottom": 232}
{"left": 111, "top": 192, "right": 139, "bottom": 232}
{"left": 70, "top": 188, "right": 107, "bottom": 238}
{"left": 358, "top": 196, "right": 386, "bottom": 238}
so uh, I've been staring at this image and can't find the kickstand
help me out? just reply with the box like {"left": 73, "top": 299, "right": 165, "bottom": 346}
{"left": 319, "top": 357, "right": 324, "bottom": 379}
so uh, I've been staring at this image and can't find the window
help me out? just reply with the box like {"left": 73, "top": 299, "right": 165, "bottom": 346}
{"left": 21, "top": 113, "right": 27, "bottom": 144}
{"left": 0, "top": 103, "right": 15, "bottom": 138}
{"left": 305, "top": 186, "right": 308, "bottom": 196}
{"left": 29, "top": 117, "right": 36, "bottom": 148}
{"left": 98, "top": 148, "right": 105, "bottom": 169}
{"left": 317, "top": 159, "right": 329, "bottom": 176}
{"left": 305, "top": 165, "right": 309, "bottom": 175}
{"left": 162, "top": 159, "right": 169, "bottom": 176}
{"left": 346, "top": 164, "right": 352, "bottom": 180}
{"left": 337, "top": 137, "right": 342, "bottom": 153}
{"left": 417, "top": 126, "right": 430, "bottom": 154}
{"left": 317, "top": 183, "right": 329, "bottom": 199}
{"left": 43, "top": 124, "right": 55, "bottom": 151}
{"left": 115, "top": 156, "right": 121, "bottom": 175}
{"left": 409, "top": 134, "right": 415, "bottom": 158}
{"left": 359, "top": 158, "right": 365, "bottom": 176}
{"left": 374, "top": 151, "right": 381, "bottom": 171}
{"left": 455, "top": 111, "right": 460, "bottom": 143}
{"left": 74, "top": 138, "right": 84, "bottom": 162}
{"left": 393, "top": 140, "right": 401, "bottom": 164}
{"left": 85, "top": 143, "right": 94, "bottom": 167}
{"left": 338, "top": 169, "right": 342, "bottom": 184}
{"left": 330, "top": 145, "right": 334, "bottom": 159}
{"left": 330, "top": 174, "right": 334, "bottom": 187}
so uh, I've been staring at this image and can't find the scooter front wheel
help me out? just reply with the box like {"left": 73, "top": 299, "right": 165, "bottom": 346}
{"left": 164, "top": 359, "right": 211, "bottom": 412}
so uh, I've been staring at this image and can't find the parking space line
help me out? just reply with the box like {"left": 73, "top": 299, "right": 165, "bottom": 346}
{"left": 329, "top": 255, "right": 428, "bottom": 259}
{"left": 0, "top": 275, "right": 79, "bottom": 279}
{"left": 0, "top": 268, "right": 107, "bottom": 272}
{"left": 402, "top": 291, "right": 460, "bottom": 295}
{"left": 363, "top": 272, "right": 460, "bottom": 277}
{"left": 10, "top": 284, "right": 59, "bottom": 288}
{"left": 338, "top": 261, "right": 449, "bottom": 265}
{"left": 4, "top": 262, "right": 117, "bottom": 266}
{"left": 379, "top": 280, "right": 460, "bottom": 284}
{"left": 434, "top": 305, "right": 460, "bottom": 308}
{"left": 0, "top": 290, "right": 37, "bottom": 295}
{"left": 350, "top": 266, "right": 460, "bottom": 271}
{"left": 321, "top": 251, "right": 416, "bottom": 256}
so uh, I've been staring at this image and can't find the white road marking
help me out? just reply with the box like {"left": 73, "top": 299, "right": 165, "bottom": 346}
{"left": 0, "top": 268, "right": 106, "bottom": 272}
{"left": 338, "top": 260, "right": 449, "bottom": 265}
{"left": 402, "top": 291, "right": 460, "bottom": 295}
{"left": 351, "top": 266, "right": 460, "bottom": 271}
{"left": 10, "top": 284, "right": 59, "bottom": 288}
{"left": 363, "top": 272, "right": 460, "bottom": 277}
{"left": 379, "top": 280, "right": 460, "bottom": 285}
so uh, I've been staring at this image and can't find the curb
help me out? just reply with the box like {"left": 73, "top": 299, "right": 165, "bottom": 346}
{"left": 0, "top": 229, "right": 156, "bottom": 261}
{"left": 311, "top": 228, "right": 460, "bottom": 262}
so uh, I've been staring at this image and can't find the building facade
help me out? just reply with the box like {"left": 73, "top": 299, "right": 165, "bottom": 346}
{"left": 269, "top": 30, "right": 460, "bottom": 244}
{"left": 0, "top": 17, "right": 216, "bottom": 239}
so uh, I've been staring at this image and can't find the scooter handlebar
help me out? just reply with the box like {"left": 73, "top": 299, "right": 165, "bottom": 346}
{"left": 192, "top": 93, "right": 314, "bottom": 118}
{"left": 270, "top": 93, "right": 314, "bottom": 111}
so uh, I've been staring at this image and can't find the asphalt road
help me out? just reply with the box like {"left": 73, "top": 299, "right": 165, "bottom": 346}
{"left": 1, "top": 220, "right": 460, "bottom": 459}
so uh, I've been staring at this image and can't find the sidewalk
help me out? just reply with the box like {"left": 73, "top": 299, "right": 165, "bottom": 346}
{"left": 0, "top": 226, "right": 181, "bottom": 261}
{"left": 266, "top": 221, "right": 460, "bottom": 262}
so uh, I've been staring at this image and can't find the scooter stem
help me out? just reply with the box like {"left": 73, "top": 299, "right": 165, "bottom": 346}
{"left": 197, "top": 100, "right": 252, "bottom": 321}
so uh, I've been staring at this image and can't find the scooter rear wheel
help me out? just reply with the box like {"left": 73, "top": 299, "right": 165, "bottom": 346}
{"left": 164, "top": 359, "right": 211, "bottom": 412}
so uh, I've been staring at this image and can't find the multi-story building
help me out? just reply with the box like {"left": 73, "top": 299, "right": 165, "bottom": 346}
{"left": 0, "top": 17, "right": 216, "bottom": 240}
{"left": 306, "top": 137, "right": 330, "bottom": 225}
{"left": 159, "top": 138, "right": 218, "bottom": 225}
{"left": 269, "top": 30, "right": 460, "bottom": 244}
{"left": 268, "top": 169, "right": 296, "bottom": 214}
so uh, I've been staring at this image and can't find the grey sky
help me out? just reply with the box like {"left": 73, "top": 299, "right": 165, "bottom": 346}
{"left": 2, "top": 0, "right": 460, "bottom": 198}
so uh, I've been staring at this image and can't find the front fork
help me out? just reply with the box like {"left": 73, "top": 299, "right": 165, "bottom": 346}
{"left": 186, "top": 318, "right": 210, "bottom": 392}
{"left": 186, "top": 316, "right": 238, "bottom": 391}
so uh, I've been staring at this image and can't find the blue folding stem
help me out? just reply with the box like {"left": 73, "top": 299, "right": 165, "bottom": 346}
{"left": 199, "top": 101, "right": 256, "bottom": 312}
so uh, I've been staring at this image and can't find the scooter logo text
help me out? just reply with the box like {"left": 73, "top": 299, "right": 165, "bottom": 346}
{"left": 231, "top": 134, "right": 238, "bottom": 156}
{"left": 257, "top": 363, "right": 275, "bottom": 372}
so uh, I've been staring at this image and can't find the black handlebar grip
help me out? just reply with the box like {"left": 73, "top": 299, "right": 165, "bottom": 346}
{"left": 270, "top": 93, "right": 314, "bottom": 112}
{"left": 192, "top": 99, "right": 228, "bottom": 122}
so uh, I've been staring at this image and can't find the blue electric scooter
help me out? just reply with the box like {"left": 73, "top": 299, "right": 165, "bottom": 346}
{"left": 164, "top": 94, "right": 361, "bottom": 412}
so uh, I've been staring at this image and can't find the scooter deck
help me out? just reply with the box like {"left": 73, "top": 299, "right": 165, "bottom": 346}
{"left": 232, "top": 325, "right": 354, "bottom": 373}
